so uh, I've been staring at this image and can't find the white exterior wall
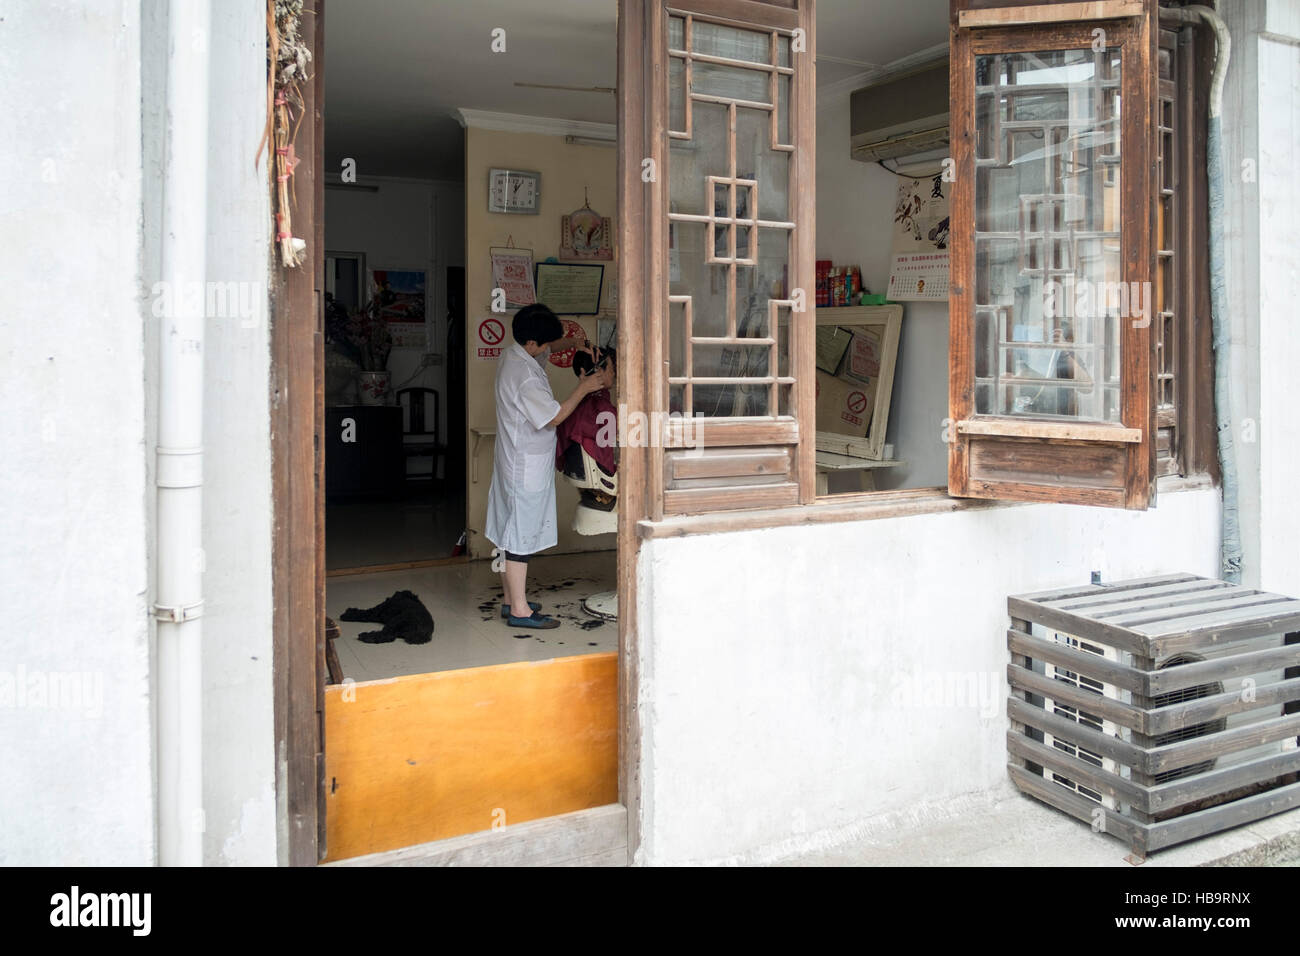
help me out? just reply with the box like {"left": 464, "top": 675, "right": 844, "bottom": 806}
{"left": 1253, "top": 4, "right": 1300, "bottom": 595}
{"left": 633, "top": 488, "right": 1221, "bottom": 865}
{"left": 1221, "top": 0, "right": 1300, "bottom": 594}
{"left": 194, "top": 0, "right": 279, "bottom": 865}
{"left": 0, "top": 0, "right": 155, "bottom": 865}
{"left": 1, "top": 0, "right": 279, "bottom": 865}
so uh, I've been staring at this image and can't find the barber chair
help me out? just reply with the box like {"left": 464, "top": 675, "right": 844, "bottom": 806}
{"left": 559, "top": 442, "right": 618, "bottom": 620}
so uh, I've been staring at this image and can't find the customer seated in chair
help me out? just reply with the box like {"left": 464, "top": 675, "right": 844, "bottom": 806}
{"left": 556, "top": 347, "right": 617, "bottom": 511}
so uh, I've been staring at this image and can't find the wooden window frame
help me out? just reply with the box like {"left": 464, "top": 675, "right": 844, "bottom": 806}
{"left": 626, "top": 0, "right": 817, "bottom": 522}
{"left": 1153, "top": 15, "right": 1218, "bottom": 480}
{"left": 947, "top": 0, "right": 1158, "bottom": 510}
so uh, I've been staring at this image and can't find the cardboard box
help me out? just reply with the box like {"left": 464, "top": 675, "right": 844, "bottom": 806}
{"left": 816, "top": 369, "right": 877, "bottom": 438}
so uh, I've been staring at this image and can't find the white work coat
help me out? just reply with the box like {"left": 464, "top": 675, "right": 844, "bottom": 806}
{"left": 485, "top": 342, "right": 562, "bottom": 555}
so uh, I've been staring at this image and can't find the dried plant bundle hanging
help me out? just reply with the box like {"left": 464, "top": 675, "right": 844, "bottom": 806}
{"left": 256, "top": 0, "right": 313, "bottom": 268}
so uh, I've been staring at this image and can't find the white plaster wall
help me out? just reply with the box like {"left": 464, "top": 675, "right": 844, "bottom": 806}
{"left": 634, "top": 488, "right": 1221, "bottom": 865}
{"left": 815, "top": 91, "right": 949, "bottom": 490}
{"left": 3, "top": 0, "right": 283, "bottom": 867}
{"left": 324, "top": 177, "right": 465, "bottom": 441}
{"left": 1254, "top": 9, "right": 1300, "bottom": 597}
{"left": 1221, "top": 0, "right": 1266, "bottom": 588}
{"left": 0, "top": 0, "right": 155, "bottom": 865}
{"left": 195, "top": 0, "right": 280, "bottom": 866}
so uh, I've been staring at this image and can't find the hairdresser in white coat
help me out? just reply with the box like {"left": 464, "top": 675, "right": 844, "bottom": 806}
{"left": 486, "top": 304, "right": 605, "bottom": 628}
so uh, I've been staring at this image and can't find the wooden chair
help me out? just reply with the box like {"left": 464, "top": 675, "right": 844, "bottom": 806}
{"left": 395, "top": 387, "right": 443, "bottom": 482}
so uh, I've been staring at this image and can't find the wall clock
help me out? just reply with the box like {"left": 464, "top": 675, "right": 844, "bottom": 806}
{"left": 488, "top": 168, "right": 541, "bottom": 215}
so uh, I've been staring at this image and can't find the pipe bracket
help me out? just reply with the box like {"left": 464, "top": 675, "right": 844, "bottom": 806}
{"left": 153, "top": 601, "right": 205, "bottom": 623}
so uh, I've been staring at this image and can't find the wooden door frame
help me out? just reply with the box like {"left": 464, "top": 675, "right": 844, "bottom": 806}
{"left": 271, "top": 0, "right": 326, "bottom": 866}
{"left": 616, "top": 0, "right": 649, "bottom": 867}
{"left": 273, "top": 0, "right": 648, "bottom": 865}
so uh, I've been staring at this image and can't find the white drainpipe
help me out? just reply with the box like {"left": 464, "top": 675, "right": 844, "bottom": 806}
{"left": 155, "top": 0, "right": 211, "bottom": 866}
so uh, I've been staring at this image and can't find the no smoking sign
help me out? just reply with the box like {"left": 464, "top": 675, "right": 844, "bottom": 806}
{"left": 477, "top": 317, "right": 505, "bottom": 358}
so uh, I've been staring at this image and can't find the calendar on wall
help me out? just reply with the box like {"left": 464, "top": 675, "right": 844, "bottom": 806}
{"left": 886, "top": 174, "right": 951, "bottom": 301}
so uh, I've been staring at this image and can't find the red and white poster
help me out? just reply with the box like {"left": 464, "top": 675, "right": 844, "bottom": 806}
{"left": 490, "top": 247, "right": 536, "bottom": 309}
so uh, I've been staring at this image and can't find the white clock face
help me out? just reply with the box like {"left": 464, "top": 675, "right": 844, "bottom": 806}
{"left": 490, "top": 170, "right": 539, "bottom": 213}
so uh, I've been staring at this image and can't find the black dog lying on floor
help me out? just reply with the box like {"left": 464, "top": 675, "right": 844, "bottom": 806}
{"left": 338, "top": 590, "right": 434, "bottom": 644}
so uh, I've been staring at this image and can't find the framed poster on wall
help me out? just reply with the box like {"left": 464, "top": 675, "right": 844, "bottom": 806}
{"left": 533, "top": 262, "right": 604, "bottom": 315}
{"left": 369, "top": 267, "right": 427, "bottom": 348}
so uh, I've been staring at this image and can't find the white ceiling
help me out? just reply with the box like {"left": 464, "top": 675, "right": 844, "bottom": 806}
{"left": 323, "top": 0, "right": 950, "bottom": 180}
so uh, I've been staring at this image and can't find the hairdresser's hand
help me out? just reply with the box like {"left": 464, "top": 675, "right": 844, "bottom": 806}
{"left": 548, "top": 367, "right": 606, "bottom": 427}
{"left": 577, "top": 368, "right": 607, "bottom": 395}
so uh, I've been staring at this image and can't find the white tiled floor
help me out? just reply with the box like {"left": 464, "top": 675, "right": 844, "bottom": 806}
{"left": 325, "top": 549, "right": 618, "bottom": 680}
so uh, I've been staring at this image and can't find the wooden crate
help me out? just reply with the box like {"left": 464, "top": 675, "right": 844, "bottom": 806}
{"left": 1006, "top": 573, "right": 1300, "bottom": 855}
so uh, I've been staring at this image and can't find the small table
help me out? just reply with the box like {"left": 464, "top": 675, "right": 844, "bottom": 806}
{"left": 814, "top": 452, "right": 905, "bottom": 495}
{"left": 326, "top": 404, "right": 403, "bottom": 499}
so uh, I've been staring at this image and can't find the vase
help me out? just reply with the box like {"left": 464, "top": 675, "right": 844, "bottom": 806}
{"left": 357, "top": 370, "right": 390, "bottom": 405}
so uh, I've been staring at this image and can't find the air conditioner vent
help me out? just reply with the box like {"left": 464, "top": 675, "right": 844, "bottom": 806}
{"left": 1151, "top": 653, "right": 1226, "bottom": 784}
{"left": 849, "top": 60, "right": 949, "bottom": 164}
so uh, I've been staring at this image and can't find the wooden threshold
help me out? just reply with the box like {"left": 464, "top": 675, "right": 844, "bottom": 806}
{"left": 322, "top": 653, "right": 618, "bottom": 861}
{"left": 325, "top": 804, "right": 628, "bottom": 867}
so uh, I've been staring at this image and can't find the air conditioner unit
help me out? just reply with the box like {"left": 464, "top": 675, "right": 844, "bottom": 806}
{"left": 1007, "top": 574, "right": 1300, "bottom": 856}
{"left": 1041, "top": 633, "right": 1123, "bottom": 810}
{"left": 849, "top": 60, "right": 949, "bottom": 164}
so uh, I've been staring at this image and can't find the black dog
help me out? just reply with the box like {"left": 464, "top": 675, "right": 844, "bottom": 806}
{"left": 338, "top": 590, "right": 434, "bottom": 645}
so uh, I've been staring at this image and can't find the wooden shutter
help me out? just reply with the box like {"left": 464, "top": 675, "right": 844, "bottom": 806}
{"left": 948, "top": 0, "right": 1157, "bottom": 509}
{"left": 626, "top": 0, "right": 817, "bottom": 518}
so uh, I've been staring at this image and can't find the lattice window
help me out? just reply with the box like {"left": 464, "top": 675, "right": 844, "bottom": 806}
{"left": 972, "top": 48, "right": 1124, "bottom": 424}
{"left": 949, "top": 9, "right": 1155, "bottom": 510}
{"left": 1154, "top": 29, "right": 1180, "bottom": 475}
{"left": 666, "top": 11, "right": 798, "bottom": 421}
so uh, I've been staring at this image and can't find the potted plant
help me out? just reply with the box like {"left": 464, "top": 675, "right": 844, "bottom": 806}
{"left": 347, "top": 298, "right": 393, "bottom": 405}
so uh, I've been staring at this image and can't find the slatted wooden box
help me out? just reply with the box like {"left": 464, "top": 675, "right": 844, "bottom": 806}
{"left": 1006, "top": 573, "right": 1300, "bottom": 855}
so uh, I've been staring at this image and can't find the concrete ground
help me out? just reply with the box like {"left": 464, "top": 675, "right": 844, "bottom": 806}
{"left": 773, "top": 785, "right": 1300, "bottom": 867}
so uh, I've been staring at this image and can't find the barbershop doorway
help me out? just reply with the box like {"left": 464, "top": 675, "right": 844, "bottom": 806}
{"left": 297, "top": 0, "right": 623, "bottom": 863}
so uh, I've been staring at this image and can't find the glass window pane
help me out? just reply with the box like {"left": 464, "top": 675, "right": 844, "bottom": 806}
{"left": 669, "top": 56, "right": 686, "bottom": 133}
{"left": 692, "top": 61, "right": 770, "bottom": 103}
{"left": 776, "top": 74, "right": 790, "bottom": 146}
{"left": 736, "top": 106, "right": 788, "bottom": 221}
{"left": 667, "top": 19, "right": 798, "bottom": 421}
{"left": 973, "top": 48, "right": 1124, "bottom": 422}
{"left": 692, "top": 21, "right": 771, "bottom": 64}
